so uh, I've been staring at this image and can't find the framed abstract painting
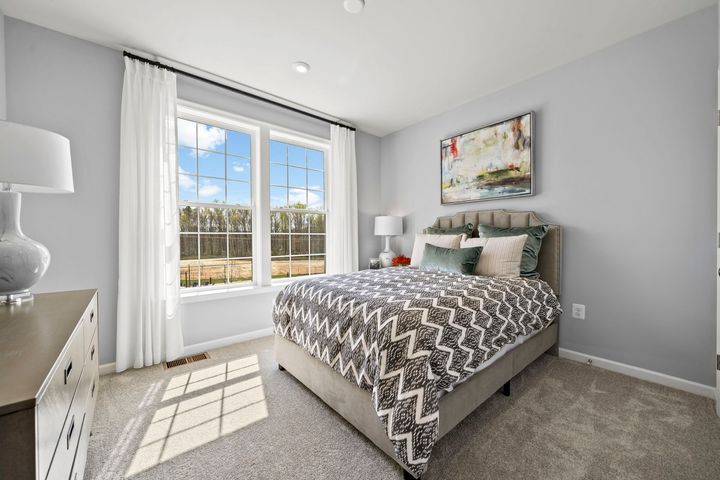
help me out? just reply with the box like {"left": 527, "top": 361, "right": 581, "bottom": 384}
{"left": 440, "top": 112, "right": 534, "bottom": 204}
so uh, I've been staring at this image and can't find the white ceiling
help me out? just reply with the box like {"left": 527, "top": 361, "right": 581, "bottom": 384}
{"left": 0, "top": 0, "right": 714, "bottom": 136}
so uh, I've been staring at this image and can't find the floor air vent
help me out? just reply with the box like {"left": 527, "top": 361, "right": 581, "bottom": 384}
{"left": 164, "top": 352, "right": 209, "bottom": 369}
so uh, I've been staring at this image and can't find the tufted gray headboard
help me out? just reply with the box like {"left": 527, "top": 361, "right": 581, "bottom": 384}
{"left": 431, "top": 209, "right": 562, "bottom": 294}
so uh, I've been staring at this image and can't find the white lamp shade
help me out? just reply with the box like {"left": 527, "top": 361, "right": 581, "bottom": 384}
{"left": 0, "top": 121, "right": 74, "bottom": 193}
{"left": 374, "top": 216, "right": 402, "bottom": 236}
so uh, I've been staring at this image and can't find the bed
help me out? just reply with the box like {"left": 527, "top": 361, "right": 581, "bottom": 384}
{"left": 273, "top": 209, "right": 562, "bottom": 479}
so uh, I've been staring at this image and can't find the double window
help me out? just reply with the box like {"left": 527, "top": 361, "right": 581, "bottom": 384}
{"left": 177, "top": 104, "right": 328, "bottom": 291}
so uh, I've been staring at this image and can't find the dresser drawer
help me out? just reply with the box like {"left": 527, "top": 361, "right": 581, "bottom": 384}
{"left": 82, "top": 294, "right": 98, "bottom": 357}
{"left": 37, "top": 323, "right": 85, "bottom": 480}
{"left": 69, "top": 414, "right": 88, "bottom": 480}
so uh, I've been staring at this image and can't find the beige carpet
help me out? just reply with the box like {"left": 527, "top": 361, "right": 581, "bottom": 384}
{"left": 86, "top": 336, "right": 720, "bottom": 480}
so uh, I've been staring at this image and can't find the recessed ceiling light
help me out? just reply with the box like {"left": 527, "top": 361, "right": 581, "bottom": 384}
{"left": 292, "top": 61, "right": 311, "bottom": 74}
{"left": 343, "top": 0, "right": 365, "bottom": 14}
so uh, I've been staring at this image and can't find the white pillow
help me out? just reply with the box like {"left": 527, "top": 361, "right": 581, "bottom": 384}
{"left": 460, "top": 234, "right": 528, "bottom": 278}
{"left": 410, "top": 234, "right": 463, "bottom": 267}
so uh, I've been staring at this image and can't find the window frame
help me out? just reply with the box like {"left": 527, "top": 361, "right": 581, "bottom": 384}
{"left": 177, "top": 100, "right": 330, "bottom": 299}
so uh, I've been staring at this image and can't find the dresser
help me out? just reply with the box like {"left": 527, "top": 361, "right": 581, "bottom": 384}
{"left": 0, "top": 290, "right": 99, "bottom": 480}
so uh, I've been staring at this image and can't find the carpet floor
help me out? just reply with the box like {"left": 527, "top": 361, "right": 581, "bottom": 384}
{"left": 86, "top": 336, "right": 720, "bottom": 480}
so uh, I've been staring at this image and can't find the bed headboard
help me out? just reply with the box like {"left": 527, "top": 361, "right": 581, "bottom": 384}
{"left": 431, "top": 209, "right": 562, "bottom": 294}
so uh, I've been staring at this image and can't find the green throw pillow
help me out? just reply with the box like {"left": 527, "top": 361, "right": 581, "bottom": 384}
{"left": 420, "top": 243, "right": 482, "bottom": 275}
{"left": 424, "top": 223, "right": 474, "bottom": 235}
{"left": 477, "top": 224, "right": 549, "bottom": 277}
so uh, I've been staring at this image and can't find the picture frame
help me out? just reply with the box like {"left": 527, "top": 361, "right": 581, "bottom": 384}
{"left": 440, "top": 112, "right": 534, "bottom": 204}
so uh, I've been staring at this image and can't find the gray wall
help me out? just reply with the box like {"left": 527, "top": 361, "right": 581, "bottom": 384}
{"left": 380, "top": 7, "right": 718, "bottom": 386}
{"left": 4, "top": 17, "right": 381, "bottom": 363}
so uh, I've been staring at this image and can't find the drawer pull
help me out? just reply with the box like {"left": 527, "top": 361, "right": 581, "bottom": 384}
{"left": 90, "top": 310, "right": 95, "bottom": 323}
{"left": 90, "top": 345, "right": 95, "bottom": 361}
{"left": 64, "top": 360, "right": 73, "bottom": 385}
{"left": 66, "top": 415, "right": 75, "bottom": 449}
{"left": 91, "top": 379, "right": 96, "bottom": 398}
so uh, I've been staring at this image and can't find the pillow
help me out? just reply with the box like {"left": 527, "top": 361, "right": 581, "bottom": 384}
{"left": 410, "top": 233, "right": 463, "bottom": 267}
{"left": 420, "top": 243, "right": 482, "bottom": 275}
{"left": 477, "top": 225, "right": 549, "bottom": 277}
{"left": 423, "top": 223, "right": 474, "bottom": 236}
{"left": 460, "top": 235, "right": 527, "bottom": 278}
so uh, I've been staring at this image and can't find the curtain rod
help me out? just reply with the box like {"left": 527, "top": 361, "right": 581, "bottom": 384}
{"left": 122, "top": 51, "right": 356, "bottom": 132}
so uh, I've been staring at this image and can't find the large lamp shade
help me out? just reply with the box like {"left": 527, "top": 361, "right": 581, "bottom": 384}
{"left": 0, "top": 121, "right": 74, "bottom": 193}
{"left": 374, "top": 216, "right": 402, "bottom": 236}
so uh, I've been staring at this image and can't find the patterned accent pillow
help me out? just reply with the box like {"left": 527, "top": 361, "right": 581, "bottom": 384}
{"left": 420, "top": 243, "right": 482, "bottom": 275}
{"left": 423, "top": 223, "right": 474, "bottom": 235}
{"left": 410, "top": 233, "right": 463, "bottom": 267}
{"left": 461, "top": 235, "right": 527, "bottom": 278}
{"left": 477, "top": 224, "right": 549, "bottom": 277}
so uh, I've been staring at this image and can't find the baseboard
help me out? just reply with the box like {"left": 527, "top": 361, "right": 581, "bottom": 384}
{"left": 99, "top": 327, "right": 274, "bottom": 376}
{"left": 559, "top": 348, "right": 715, "bottom": 399}
{"left": 183, "top": 327, "right": 274, "bottom": 356}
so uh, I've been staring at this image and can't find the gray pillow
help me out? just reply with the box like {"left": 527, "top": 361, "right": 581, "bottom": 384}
{"left": 419, "top": 243, "right": 482, "bottom": 275}
{"left": 477, "top": 224, "right": 549, "bottom": 277}
{"left": 423, "top": 223, "right": 474, "bottom": 236}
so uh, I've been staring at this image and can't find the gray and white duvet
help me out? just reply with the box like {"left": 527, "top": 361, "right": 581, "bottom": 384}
{"left": 272, "top": 267, "right": 561, "bottom": 477}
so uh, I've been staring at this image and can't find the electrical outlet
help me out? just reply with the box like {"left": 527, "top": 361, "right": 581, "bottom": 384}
{"left": 572, "top": 303, "right": 586, "bottom": 320}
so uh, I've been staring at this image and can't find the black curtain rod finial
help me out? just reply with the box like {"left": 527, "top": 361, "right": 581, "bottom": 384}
{"left": 122, "top": 51, "right": 356, "bottom": 131}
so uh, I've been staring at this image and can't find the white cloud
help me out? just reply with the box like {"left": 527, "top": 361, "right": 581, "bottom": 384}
{"left": 178, "top": 119, "right": 196, "bottom": 147}
{"left": 197, "top": 124, "right": 225, "bottom": 151}
{"left": 179, "top": 171, "right": 196, "bottom": 192}
{"left": 231, "top": 162, "right": 245, "bottom": 173}
{"left": 199, "top": 183, "right": 222, "bottom": 198}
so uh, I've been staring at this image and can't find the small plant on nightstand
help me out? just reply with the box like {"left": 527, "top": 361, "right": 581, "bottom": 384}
{"left": 391, "top": 255, "right": 411, "bottom": 267}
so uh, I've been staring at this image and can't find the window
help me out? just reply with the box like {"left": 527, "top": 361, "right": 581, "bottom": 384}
{"left": 269, "top": 140, "right": 326, "bottom": 280}
{"left": 177, "top": 104, "right": 329, "bottom": 292}
{"left": 178, "top": 118, "right": 254, "bottom": 288}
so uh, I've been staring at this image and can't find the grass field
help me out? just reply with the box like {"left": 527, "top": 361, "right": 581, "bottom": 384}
{"left": 180, "top": 258, "right": 325, "bottom": 287}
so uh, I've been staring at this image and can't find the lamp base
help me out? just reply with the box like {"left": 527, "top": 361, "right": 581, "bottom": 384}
{"left": 379, "top": 250, "right": 396, "bottom": 268}
{"left": 0, "top": 291, "right": 33, "bottom": 305}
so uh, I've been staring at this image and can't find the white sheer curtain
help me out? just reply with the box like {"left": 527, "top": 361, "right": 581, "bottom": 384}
{"left": 116, "top": 57, "right": 184, "bottom": 372}
{"left": 327, "top": 125, "right": 359, "bottom": 274}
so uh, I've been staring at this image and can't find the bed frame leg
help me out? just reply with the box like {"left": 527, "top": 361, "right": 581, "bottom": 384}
{"left": 502, "top": 381, "right": 510, "bottom": 397}
{"left": 278, "top": 364, "right": 286, "bottom": 371}
{"left": 403, "top": 469, "right": 418, "bottom": 480}
{"left": 547, "top": 342, "right": 559, "bottom": 356}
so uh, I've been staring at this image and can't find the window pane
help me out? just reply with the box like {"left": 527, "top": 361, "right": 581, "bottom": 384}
{"left": 269, "top": 140, "right": 286, "bottom": 163}
{"left": 291, "top": 256, "right": 309, "bottom": 277}
{"left": 227, "top": 130, "right": 250, "bottom": 157}
{"left": 271, "top": 186, "right": 288, "bottom": 208}
{"left": 198, "top": 151, "right": 225, "bottom": 178}
{"left": 271, "top": 234, "right": 289, "bottom": 256}
{"left": 271, "top": 257, "right": 290, "bottom": 279}
{"left": 289, "top": 212, "right": 308, "bottom": 233}
{"left": 199, "top": 208, "right": 227, "bottom": 232}
{"left": 199, "top": 259, "right": 227, "bottom": 286}
{"left": 308, "top": 170, "right": 323, "bottom": 190}
{"left": 200, "top": 234, "right": 227, "bottom": 259}
{"left": 228, "top": 209, "right": 252, "bottom": 232}
{"left": 227, "top": 156, "right": 251, "bottom": 182}
{"left": 270, "top": 211, "right": 289, "bottom": 233}
{"left": 310, "top": 255, "right": 326, "bottom": 275}
{"left": 288, "top": 167, "right": 306, "bottom": 189}
{"left": 270, "top": 164, "right": 287, "bottom": 186}
{"left": 180, "top": 260, "right": 199, "bottom": 288}
{"left": 178, "top": 146, "right": 197, "bottom": 175}
{"left": 198, "top": 123, "right": 225, "bottom": 153}
{"left": 180, "top": 234, "right": 198, "bottom": 260}
{"left": 288, "top": 145, "right": 305, "bottom": 167}
{"left": 228, "top": 234, "right": 252, "bottom": 258}
{"left": 227, "top": 181, "right": 251, "bottom": 206}
{"left": 288, "top": 188, "right": 307, "bottom": 208}
{"left": 310, "top": 235, "right": 325, "bottom": 254}
{"left": 179, "top": 174, "right": 197, "bottom": 202}
{"left": 309, "top": 214, "right": 325, "bottom": 233}
{"left": 179, "top": 206, "right": 198, "bottom": 232}
{"left": 178, "top": 119, "right": 196, "bottom": 148}
{"left": 198, "top": 177, "right": 225, "bottom": 203}
{"left": 291, "top": 234, "right": 309, "bottom": 255}
{"left": 307, "top": 149, "right": 324, "bottom": 171}
{"left": 307, "top": 190, "right": 324, "bottom": 210}
{"left": 229, "top": 259, "right": 252, "bottom": 283}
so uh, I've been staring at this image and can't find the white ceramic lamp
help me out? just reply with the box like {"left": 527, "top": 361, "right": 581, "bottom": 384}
{"left": 374, "top": 216, "right": 402, "bottom": 267}
{"left": 0, "top": 121, "right": 73, "bottom": 304}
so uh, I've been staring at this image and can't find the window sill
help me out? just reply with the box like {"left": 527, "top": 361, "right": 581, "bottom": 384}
{"left": 180, "top": 283, "right": 289, "bottom": 304}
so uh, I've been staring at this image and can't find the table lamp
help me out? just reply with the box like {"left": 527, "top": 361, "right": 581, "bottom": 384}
{"left": 0, "top": 121, "right": 73, "bottom": 304}
{"left": 374, "top": 215, "right": 402, "bottom": 267}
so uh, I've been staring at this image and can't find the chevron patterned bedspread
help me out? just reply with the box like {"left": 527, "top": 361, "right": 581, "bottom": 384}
{"left": 272, "top": 267, "right": 561, "bottom": 477}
